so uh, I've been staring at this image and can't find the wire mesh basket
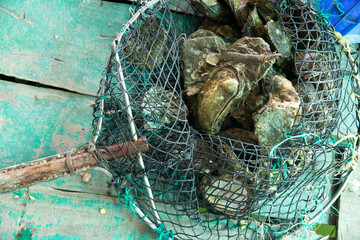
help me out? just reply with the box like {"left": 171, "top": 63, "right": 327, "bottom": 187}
{"left": 91, "top": 0, "right": 360, "bottom": 239}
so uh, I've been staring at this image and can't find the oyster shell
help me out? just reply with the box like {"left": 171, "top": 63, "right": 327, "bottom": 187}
{"left": 223, "top": 37, "right": 280, "bottom": 82}
{"left": 231, "top": 86, "right": 267, "bottom": 131}
{"left": 197, "top": 63, "right": 247, "bottom": 134}
{"left": 141, "top": 87, "right": 188, "bottom": 130}
{"left": 242, "top": 7, "right": 266, "bottom": 38}
{"left": 199, "top": 18, "right": 241, "bottom": 39}
{"left": 181, "top": 30, "right": 227, "bottom": 90}
{"left": 295, "top": 52, "right": 328, "bottom": 79}
{"left": 190, "top": 0, "right": 234, "bottom": 22}
{"left": 193, "top": 140, "right": 219, "bottom": 174}
{"left": 125, "top": 17, "right": 167, "bottom": 70}
{"left": 254, "top": 0, "right": 278, "bottom": 21}
{"left": 223, "top": 0, "right": 253, "bottom": 28}
{"left": 201, "top": 173, "right": 250, "bottom": 217}
{"left": 219, "top": 128, "right": 259, "bottom": 145}
{"left": 266, "top": 20, "right": 292, "bottom": 59}
{"left": 254, "top": 75, "right": 300, "bottom": 146}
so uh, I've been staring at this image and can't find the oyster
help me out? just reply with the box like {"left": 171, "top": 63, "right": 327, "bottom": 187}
{"left": 181, "top": 29, "right": 226, "bottom": 91}
{"left": 197, "top": 63, "right": 247, "bottom": 134}
{"left": 141, "top": 87, "right": 188, "bottom": 130}
{"left": 199, "top": 18, "right": 241, "bottom": 39}
{"left": 201, "top": 173, "right": 250, "bottom": 217}
{"left": 125, "top": 17, "right": 167, "bottom": 70}
{"left": 254, "top": 75, "right": 300, "bottom": 146}
{"left": 230, "top": 87, "right": 267, "bottom": 131}
{"left": 222, "top": 37, "right": 280, "bottom": 81}
{"left": 295, "top": 52, "right": 327, "bottom": 79}
{"left": 219, "top": 128, "right": 258, "bottom": 145}
{"left": 199, "top": 18, "right": 241, "bottom": 45}
{"left": 255, "top": 0, "right": 278, "bottom": 21}
{"left": 193, "top": 140, "right": 219, "bottom": 174}
{"left": 242, "top": 7, "right": 266, "bottom": 38}
{"left": 297, "top": 79, "right": 336, "bottom": 138}
{"left": 266, "top": 20, "right": 292, "bottom": 59}
{"left": 223, "top": 0, "right": 253, "bottom": 28}
{"left": 295, "top": 83, "right": 320, "bottom": 132}
{"left": 190, "top": 0, "right": 233, "bottom": 22}
{"left": 194, "top": 37, "right": 279, "bottom": 134}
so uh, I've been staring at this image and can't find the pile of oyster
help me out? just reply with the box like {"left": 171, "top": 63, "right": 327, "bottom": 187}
{"left": 179, "top": 0, "right": 316, "bottom": 217}
{"left": 182, "top": 0, "right": 300, "bottom": 146}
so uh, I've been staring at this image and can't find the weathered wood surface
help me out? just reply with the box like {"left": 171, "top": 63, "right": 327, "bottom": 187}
{"left": 0, "top": 0, "right": 197, "bottom": 96}
{"left": 0, "top": 79, "right": 155, "bottom": 239}
{"left": 0, "top": 182, "right": 156, "bottom": 239}
{"left": 0, "top": 0, "right": 131, "bottom": 96}
{"left": 337, "top": 166, "right": 360, "bottom": 240}
{"left": 0, "top": 79, "right": 95, "bottom": 168}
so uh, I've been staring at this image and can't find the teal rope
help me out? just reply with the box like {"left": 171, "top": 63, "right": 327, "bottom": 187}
{"left": 313, "top": 0, "right": 358, "bottom": 27}
{"left": 116, "top": 187, "right": 173, "bottom": 240}
{"left": 154, "top": 223, "right": 174, "bottom": 240}
{"left": 269, "top": 126, "right": 322, "bottom": 180}
{"left": 98, "top": 114, "right": 112, "bottom": 121}
{"left": 274, "top": 177, "right": 329, "bottom": 236}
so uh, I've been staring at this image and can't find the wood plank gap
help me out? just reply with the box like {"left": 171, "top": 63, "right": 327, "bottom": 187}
{"left": 51, "top": 187, "right": 117, "bottom": 198}
{"left": 102, "top": 0, "right": 198, "bottom": 16}
{"left": 0, "top": 73, "right": 97, "bottom": 97}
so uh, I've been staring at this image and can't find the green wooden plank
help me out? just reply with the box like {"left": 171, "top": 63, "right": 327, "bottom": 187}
{"left": 0, "top": 79, "right": 155, "bottom": 239}
{"left": 0, "top": 79, "right": 95, "bottom": 167}
{"left": 0, "top": 184, "right": 156, "bottom": 239}
{"left": 0, "top": 0, "right": 131, "bottom": 95}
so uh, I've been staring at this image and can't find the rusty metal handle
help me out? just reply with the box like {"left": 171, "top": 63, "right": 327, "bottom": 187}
{"left": 0, "top": 138, "right": 149, "bottom": 193}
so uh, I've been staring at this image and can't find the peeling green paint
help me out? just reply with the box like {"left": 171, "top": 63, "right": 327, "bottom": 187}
{"left": 67, "top": 185, "right": 84, "bottom": 190}
{"left": 57, "top": 125, "right": 67, "bottom": 135}
{"left": 111, "top": 233, "right": 123, "bottom": 239}
{"left": 12, "top": 189, "right": 27, "bottom": 198}
{"left": 38, "top": 233, "right": 81, "bottom": 240}
{"left": 0, "top": 0, "right": 131, "bottom": 96}
{"left": 29, "top": 192, "right": 46, "bottom": 201}
{"left": 139, "top": 232, "right": 152, "bottom": 240}
{"left": 114, "top": 216, "right": 125, "bottom": 223}
{"left": 126, "top": 232, "right": 136, "bottom": 240}
{"left": 2, "top": 232, "right": 18, "bottom": 239}
{"left": 0, "top": 80, "right": 95, "bottom": 167}
{"left": 52, "top": 178, "right": 68, "bottom": 187}
{"left": 8, "top": 211, "right": 23, "bottom": 222}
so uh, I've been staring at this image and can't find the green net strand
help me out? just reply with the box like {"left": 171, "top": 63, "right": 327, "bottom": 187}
{"left": 116, "top": 186, "right": 173, "bottom": 240}
{"left": 154, "top": 224, "right": 174, "bottom": 240}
